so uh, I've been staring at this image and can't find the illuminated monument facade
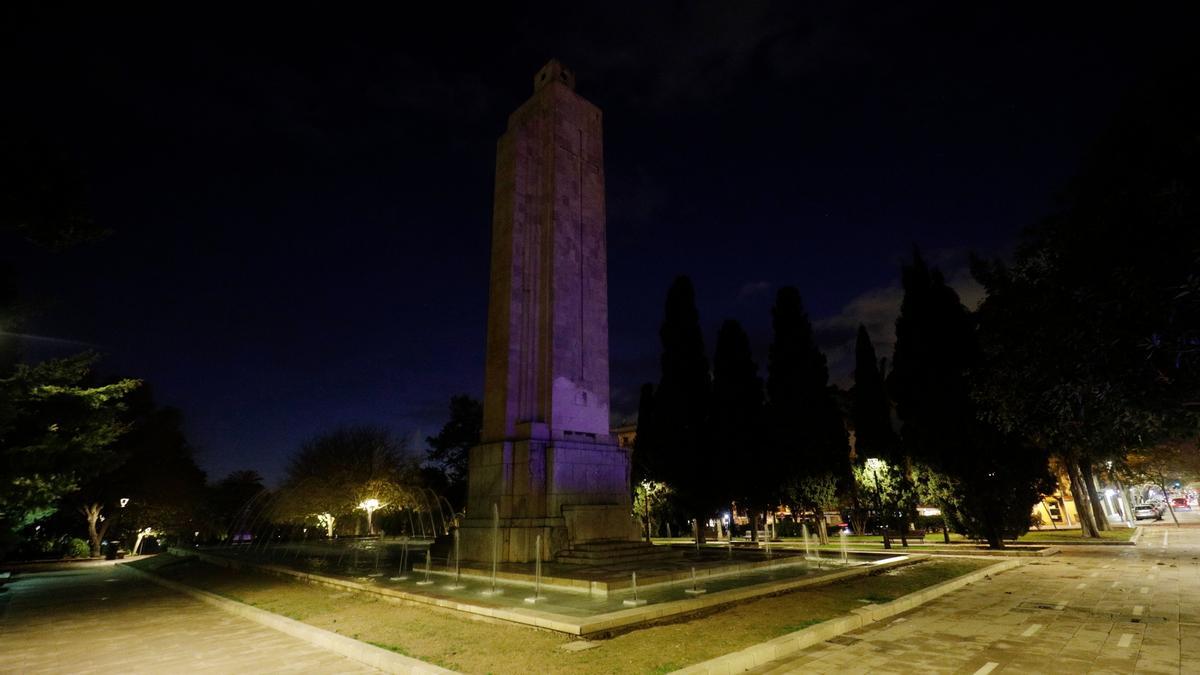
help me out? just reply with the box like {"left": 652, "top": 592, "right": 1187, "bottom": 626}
{"left": 458, "top": 61, "right": 639, "bottom": 563}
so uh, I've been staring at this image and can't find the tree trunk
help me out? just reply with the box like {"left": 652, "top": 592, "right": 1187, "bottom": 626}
{"left": 1159, "top": 480, "right": 1181, "bottom": 527}
{"left": 1064, "top": 456, "right": 1101, "bottom": 538}
{"left": 941, "top": 518, "right": 950, "bottom": 544}
{"left": 815, "top": 512, "right": 829, "bottom": 545}
{"left": 984, "top": 526, "right": 1004, "bottom": 549}
{"left": 1113, "top": 478, "right": 1133, "bottom": 526}
{"left": 748, "top": 508, "right": 759, "bottom": 543}
{"left": 694, "top": 514, "right": 707, "bottom": 545}
{"left": 326, "top": 516, "right": 336, "bottom": 538}
{"left": 1080, "top": 461, "right": 1110, "bottom": 531}
{"left": 82, "top": 503, "right": 103, "bottom": 557}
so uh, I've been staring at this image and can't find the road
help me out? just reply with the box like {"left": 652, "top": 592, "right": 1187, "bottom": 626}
{"left": 747, "top": 519, "right": 1200, "bottom": 674}
{"left": 0, "top": 559, "right": 376, "bottom": 674}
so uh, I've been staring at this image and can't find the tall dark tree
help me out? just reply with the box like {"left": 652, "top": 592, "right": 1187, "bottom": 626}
{"left": 425, "top": 394, "right": 481, "bottom": 508}
{"left": 632, "top": 382, "right": 657, "bottom": 481}
{"left": 711, "top": 319, "right": 764, "bottom": 538}
{"left": 850, "top": 325, "right": 907, "bottom": 545}
{"left": 645, "top": 276, "right": 713, "bottom": 542}
{"left": 765, "top": 287, "right": 850, "bottom": 545}
{"left": 851, "top": 326, "right": 896, "bottom": 462}
{"left": 208, "top": 470, "right": 267, "bottom": 542}
{"left": 890, "top": 250, "right": 1052, "bottom": 548}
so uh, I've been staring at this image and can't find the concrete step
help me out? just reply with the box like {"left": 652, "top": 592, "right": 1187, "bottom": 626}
{"left": 555, "top": 541, "right": 684, "bottom": 565}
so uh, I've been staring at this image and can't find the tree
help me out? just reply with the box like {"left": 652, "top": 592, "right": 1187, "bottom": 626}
{"left": 208, "top": 470, "right": 267, "bottom": 542}
{"left": 971, "top": 67, "right": 1200, "bottom": 537}
{"left": 68, "top": 390, "right": 206, "bottom": 556}
{"left": 850, "top": 326, "right": 912, "bottom": 546}
{"left": 889, "top": 250, "right": 1052, "bottom": 548}
{"left": 643, "top": 276, "right": 714, "bottom": 543}
{"left": 766, "top": 287, "right": 850, "bottom": 545}
{"left": 0, "top": 354, "right": 139, "bottom": 548}
{"left": 1123, "top": 442, "right": 1200, "bottom": 527}
{"left": 711, "top": 320, "right": 765, "bottom": 539}
{"left": 276, "top": 425, "right": 420, "bottom": 537}
{"left": 425, "top": 394, "right": 481, "bottom": 508}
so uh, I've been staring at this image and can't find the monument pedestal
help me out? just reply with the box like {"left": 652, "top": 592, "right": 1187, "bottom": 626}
{"left": 459, "top": 436, "right": 640, "bottom": 563}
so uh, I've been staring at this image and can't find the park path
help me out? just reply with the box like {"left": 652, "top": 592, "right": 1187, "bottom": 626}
{"left": 746, "top": 521, "right": 1200, "bottom": 674}
{"left": 0, "top": 559, "right": 377, "bottom": 674}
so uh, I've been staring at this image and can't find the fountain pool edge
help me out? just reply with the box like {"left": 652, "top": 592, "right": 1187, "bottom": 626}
{"left": 166, "top": 547, "right": 926, "bottom": 636}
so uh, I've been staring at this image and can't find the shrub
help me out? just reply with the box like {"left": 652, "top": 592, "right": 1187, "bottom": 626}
{"left": 65, "top": 538, "right": 91, "bottom": 559}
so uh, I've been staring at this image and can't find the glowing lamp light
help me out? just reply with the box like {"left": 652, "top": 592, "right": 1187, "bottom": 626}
{"left": 119, "top": 498, "right": 130, "bottom": 508}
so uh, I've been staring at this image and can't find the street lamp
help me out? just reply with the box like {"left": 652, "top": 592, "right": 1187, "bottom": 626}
{"left": 865, "top": 458, "right": 891, "bottom": 550}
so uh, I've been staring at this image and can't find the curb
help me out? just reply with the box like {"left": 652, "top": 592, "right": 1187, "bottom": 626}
{"left": 121, "top": 562, "right": 457, "bottom": 674}
{"left": 673, "top": 558, "right": 1023, "bottom": 674}
{"left": 1130, "top": 526, "right": 1144, "bottom": 545}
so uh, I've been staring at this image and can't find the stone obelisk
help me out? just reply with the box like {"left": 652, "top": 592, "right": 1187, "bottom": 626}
{"left": 458, "top": 60, "right": 637, "bottom": 563}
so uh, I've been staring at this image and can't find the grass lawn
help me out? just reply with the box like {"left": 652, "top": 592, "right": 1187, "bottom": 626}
{"left": 129, "top": 554, "right": 992, "bottom": 674}
{"left": 1016, "top": 527, "right": 1135, "bottom": 542}
{"left": 659, "top": 525, "right": 1135, "bottom": 551}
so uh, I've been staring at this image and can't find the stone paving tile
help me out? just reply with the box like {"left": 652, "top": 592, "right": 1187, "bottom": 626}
{"left": 747, "top": 522, "right": 1200, "bottom": 674}
{"left": 0, "top": 562, "right": 378, "bottom": 674}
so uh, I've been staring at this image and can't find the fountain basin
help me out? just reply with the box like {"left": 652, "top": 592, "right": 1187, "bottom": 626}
{"left": 175, "top": 546, "right": 923, "bottom": 636}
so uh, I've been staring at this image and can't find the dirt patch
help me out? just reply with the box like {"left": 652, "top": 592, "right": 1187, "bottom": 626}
{"left": 129, "top": 554, "right": 991, "bottom": 674}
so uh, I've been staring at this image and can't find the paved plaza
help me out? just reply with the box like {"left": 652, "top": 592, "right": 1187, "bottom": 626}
{"left": 0, "top": 559, "right": 376, "bottom": 674}
{"left": 4, "top": 522, "right": 1200, "bottom": 674}
{"left": 749, "top": 519, "right": 1200, "bottom": 674}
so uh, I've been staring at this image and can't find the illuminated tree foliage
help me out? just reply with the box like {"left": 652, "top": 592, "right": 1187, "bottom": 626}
{"left": 276, "top": 425, "right": 420, "bottom": 537}
{"left": 0, "top": 353, "right": 139, "bottom": 543}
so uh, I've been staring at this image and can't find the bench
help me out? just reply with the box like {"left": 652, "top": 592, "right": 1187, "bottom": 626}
{"left": 882, "top": 529, "right": 927, "bottom": 543}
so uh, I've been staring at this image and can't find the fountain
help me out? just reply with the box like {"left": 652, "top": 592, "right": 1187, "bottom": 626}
{"left": 444, "top": 529, "right": 465, "bottom": 590}
{"left": 389, "top": 540, "right": 409, "bottom": 581}
{"left": 368, "top": 538, "right": 383, "bottom": 577}
{"left": 802, "top": 523, "right": 811, "bottom": 558}
{"left": 623, "top": 572, "right": 648, "bottom": 606}
{"left": 523, "top": 535, "right": 544, "bottom": 603}
{"left": 840, "top": 530, "right": 849, "bottom": 564}
{"left": 416, "top": 549, "right": 435, "bottom": 585}
{"left": 481, "top": 503, "right": 503, "bottom": 596}
{"left": 762, "top": 516, "right": 773, "bottom": 559}
{"left": 684, "top": 566, "right": 706, "bottom": 595}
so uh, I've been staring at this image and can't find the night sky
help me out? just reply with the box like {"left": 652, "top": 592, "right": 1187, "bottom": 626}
{"left": 6, "top": 3, "right": 1194, "bottom": 484}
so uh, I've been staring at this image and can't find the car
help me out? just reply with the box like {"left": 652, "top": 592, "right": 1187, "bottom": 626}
{"left": 1171, "top": 497, "right": 1190, "bottom": 510}
{"left": 1134, "top": 504, "right": 1163, "bottom": 520}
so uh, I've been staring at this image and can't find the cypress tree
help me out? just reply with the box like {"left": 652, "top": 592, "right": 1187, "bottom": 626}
{"left": 711, "top": 319, "right": 764, "bottom": 538}
{"left": 765, "top": 287, "right": 850, "bottom": 544}
{"left": 649, "top": 276, "right": 713, "bottom": 542}
{"left": 888, "top": 249, "right": 1052, "bottom": 548}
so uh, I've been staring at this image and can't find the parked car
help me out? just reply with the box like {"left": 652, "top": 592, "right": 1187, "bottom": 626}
{"left": 1134, "top": 504, "right": 1163, "bottom": 520}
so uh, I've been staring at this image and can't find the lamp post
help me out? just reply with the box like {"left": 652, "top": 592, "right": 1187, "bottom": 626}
{"left": 865, "top": 458, "right": 891, "bottom": 550}
{"left": 641, "top": 480, "right": 652, "bottom": 543}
